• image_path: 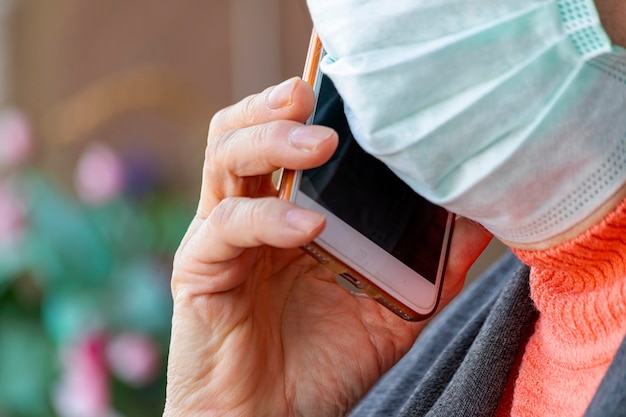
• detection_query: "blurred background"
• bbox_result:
[0,2,505,416]
[0,1,313,416]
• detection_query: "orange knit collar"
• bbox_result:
[513,197,626,366]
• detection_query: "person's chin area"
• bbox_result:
[595,0,626,47]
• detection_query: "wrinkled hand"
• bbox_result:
[163,78,493,417]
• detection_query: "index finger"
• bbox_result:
[208,77,316,140]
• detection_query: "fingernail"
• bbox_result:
[267,77,298,110]
[285,208,325,233]
[289,126,334,152]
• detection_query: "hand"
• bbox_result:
[163,77,493,417]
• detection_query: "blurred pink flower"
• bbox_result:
[52,333,114,417]
[0,109,33,169]
[74,142,125,205]
[106,332,161,387]
[0,180,27,248]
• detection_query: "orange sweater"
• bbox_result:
[495,198,626,416]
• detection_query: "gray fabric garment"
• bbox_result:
[349,252,626,417]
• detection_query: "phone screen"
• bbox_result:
[299,74,450,284]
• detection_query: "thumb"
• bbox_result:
[439,217,493,307]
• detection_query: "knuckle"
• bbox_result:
[209,198,239,229]
[208,107,229,138]
[244,122,292,172]
[207,90,262,138]
[204,131,222,160]
[209,197,274,236]
[240,93,263,127]
[248,123,272,153]
[254,120,295,150]
[204,130,233,171]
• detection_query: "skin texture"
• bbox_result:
[596,0,626,47]
[163,78,492,416]
[163,4,626,415]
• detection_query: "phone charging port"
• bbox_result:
[339,272,364,289]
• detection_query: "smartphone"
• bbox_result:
[278,32,454,321]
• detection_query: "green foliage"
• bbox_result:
[0,169,192,417]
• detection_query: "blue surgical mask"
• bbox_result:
[307,0,626,244]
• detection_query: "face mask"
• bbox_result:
[307,0,626,244]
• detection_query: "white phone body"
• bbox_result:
[278,33,454,321]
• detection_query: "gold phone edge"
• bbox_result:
[278,29,454,322]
